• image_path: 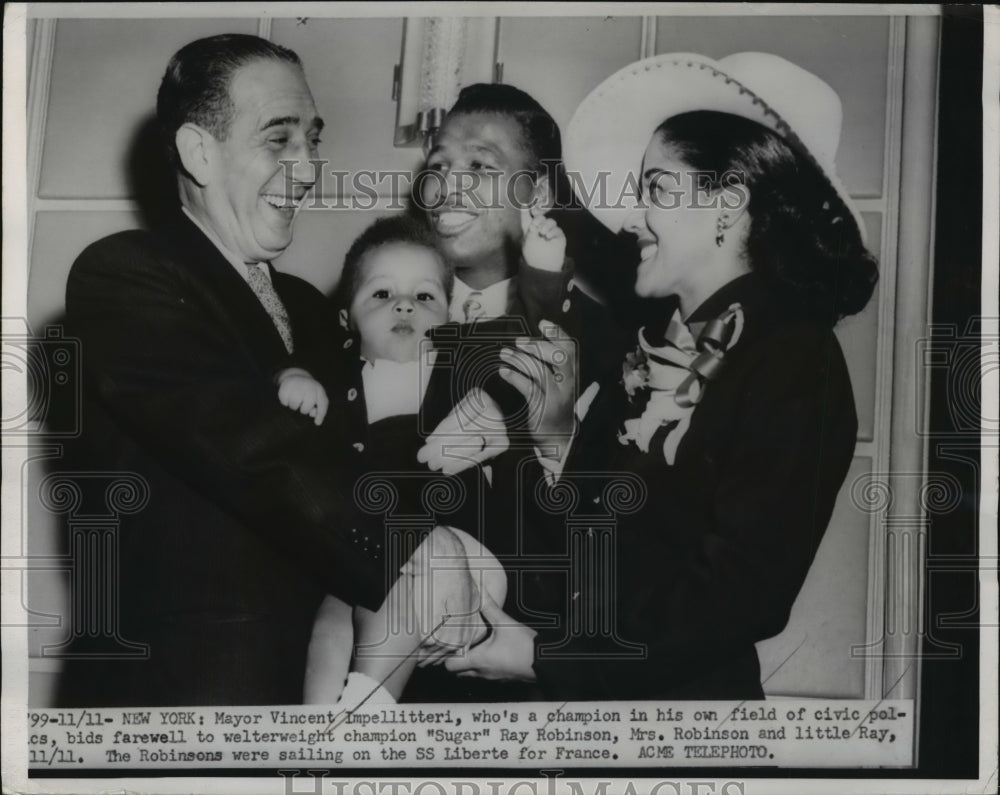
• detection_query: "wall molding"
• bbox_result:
[882,14,941,748]
[639,16,657,59]
[34,198,141,213]
[859,10,903,704]
[26,18,56,267]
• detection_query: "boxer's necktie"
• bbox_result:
[246,263,294,353]
[462,291,485,322]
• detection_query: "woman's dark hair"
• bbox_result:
[654,111,878,324]
[156,34,301,170]
[337,214,453,309]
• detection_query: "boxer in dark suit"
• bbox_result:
[57,34,477,707]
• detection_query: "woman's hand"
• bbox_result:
[403,526,487,663]
[417,388,510,475]
[443,593,537,681]
[498,320,578,457]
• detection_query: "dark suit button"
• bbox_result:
[351,528,358,534]
[562,298,571,313]
[347,388,358,401]
[343,338,353,349]
[353,442,365,452]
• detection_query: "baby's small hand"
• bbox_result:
[277,369,329,426]
[521,204,566,273]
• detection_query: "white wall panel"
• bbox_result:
[498,17,644,133]
[758,456,873,698]
[39,19,257,199]
[655,15,889,198]
[271,18,424,196]
[29,210,143,328]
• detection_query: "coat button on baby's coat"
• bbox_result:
[347,388,358,401]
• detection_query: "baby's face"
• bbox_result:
[348,243,450,363]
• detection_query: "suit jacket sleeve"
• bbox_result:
[515,259,573,333]
[66,232,392,610]
[517,258,630,388]
[531,327,858,696]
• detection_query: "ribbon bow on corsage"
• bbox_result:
[618,303,744,465]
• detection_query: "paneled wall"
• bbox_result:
[24,13,929,705]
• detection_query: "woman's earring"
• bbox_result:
[715,217,726,248]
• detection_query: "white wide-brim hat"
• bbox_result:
[564,51,866,245]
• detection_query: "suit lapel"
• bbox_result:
[157,214,292,367]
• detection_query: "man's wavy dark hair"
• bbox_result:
[447,83,567,201]
[156,34,300,171]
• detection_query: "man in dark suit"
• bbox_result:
[57,34,477,707]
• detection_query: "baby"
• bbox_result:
[275,216,489,705]
[276,211,566,704]
[276,217,449,427]
[276,205,567,426]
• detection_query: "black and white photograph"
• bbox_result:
[1,3,996,794]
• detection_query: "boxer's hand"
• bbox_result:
[417,388,509,475]
[498,320,577,455]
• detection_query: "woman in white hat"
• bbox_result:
[444,52,878,700]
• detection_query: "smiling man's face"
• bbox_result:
[201,58,322,263]
[420,112,538,284]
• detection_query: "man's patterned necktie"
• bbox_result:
[462,291,485,322]
[246,263,294,353]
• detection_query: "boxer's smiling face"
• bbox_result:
[420,112,538,282]
[201,58,322,263]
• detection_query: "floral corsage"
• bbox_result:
[617,304,743,465]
